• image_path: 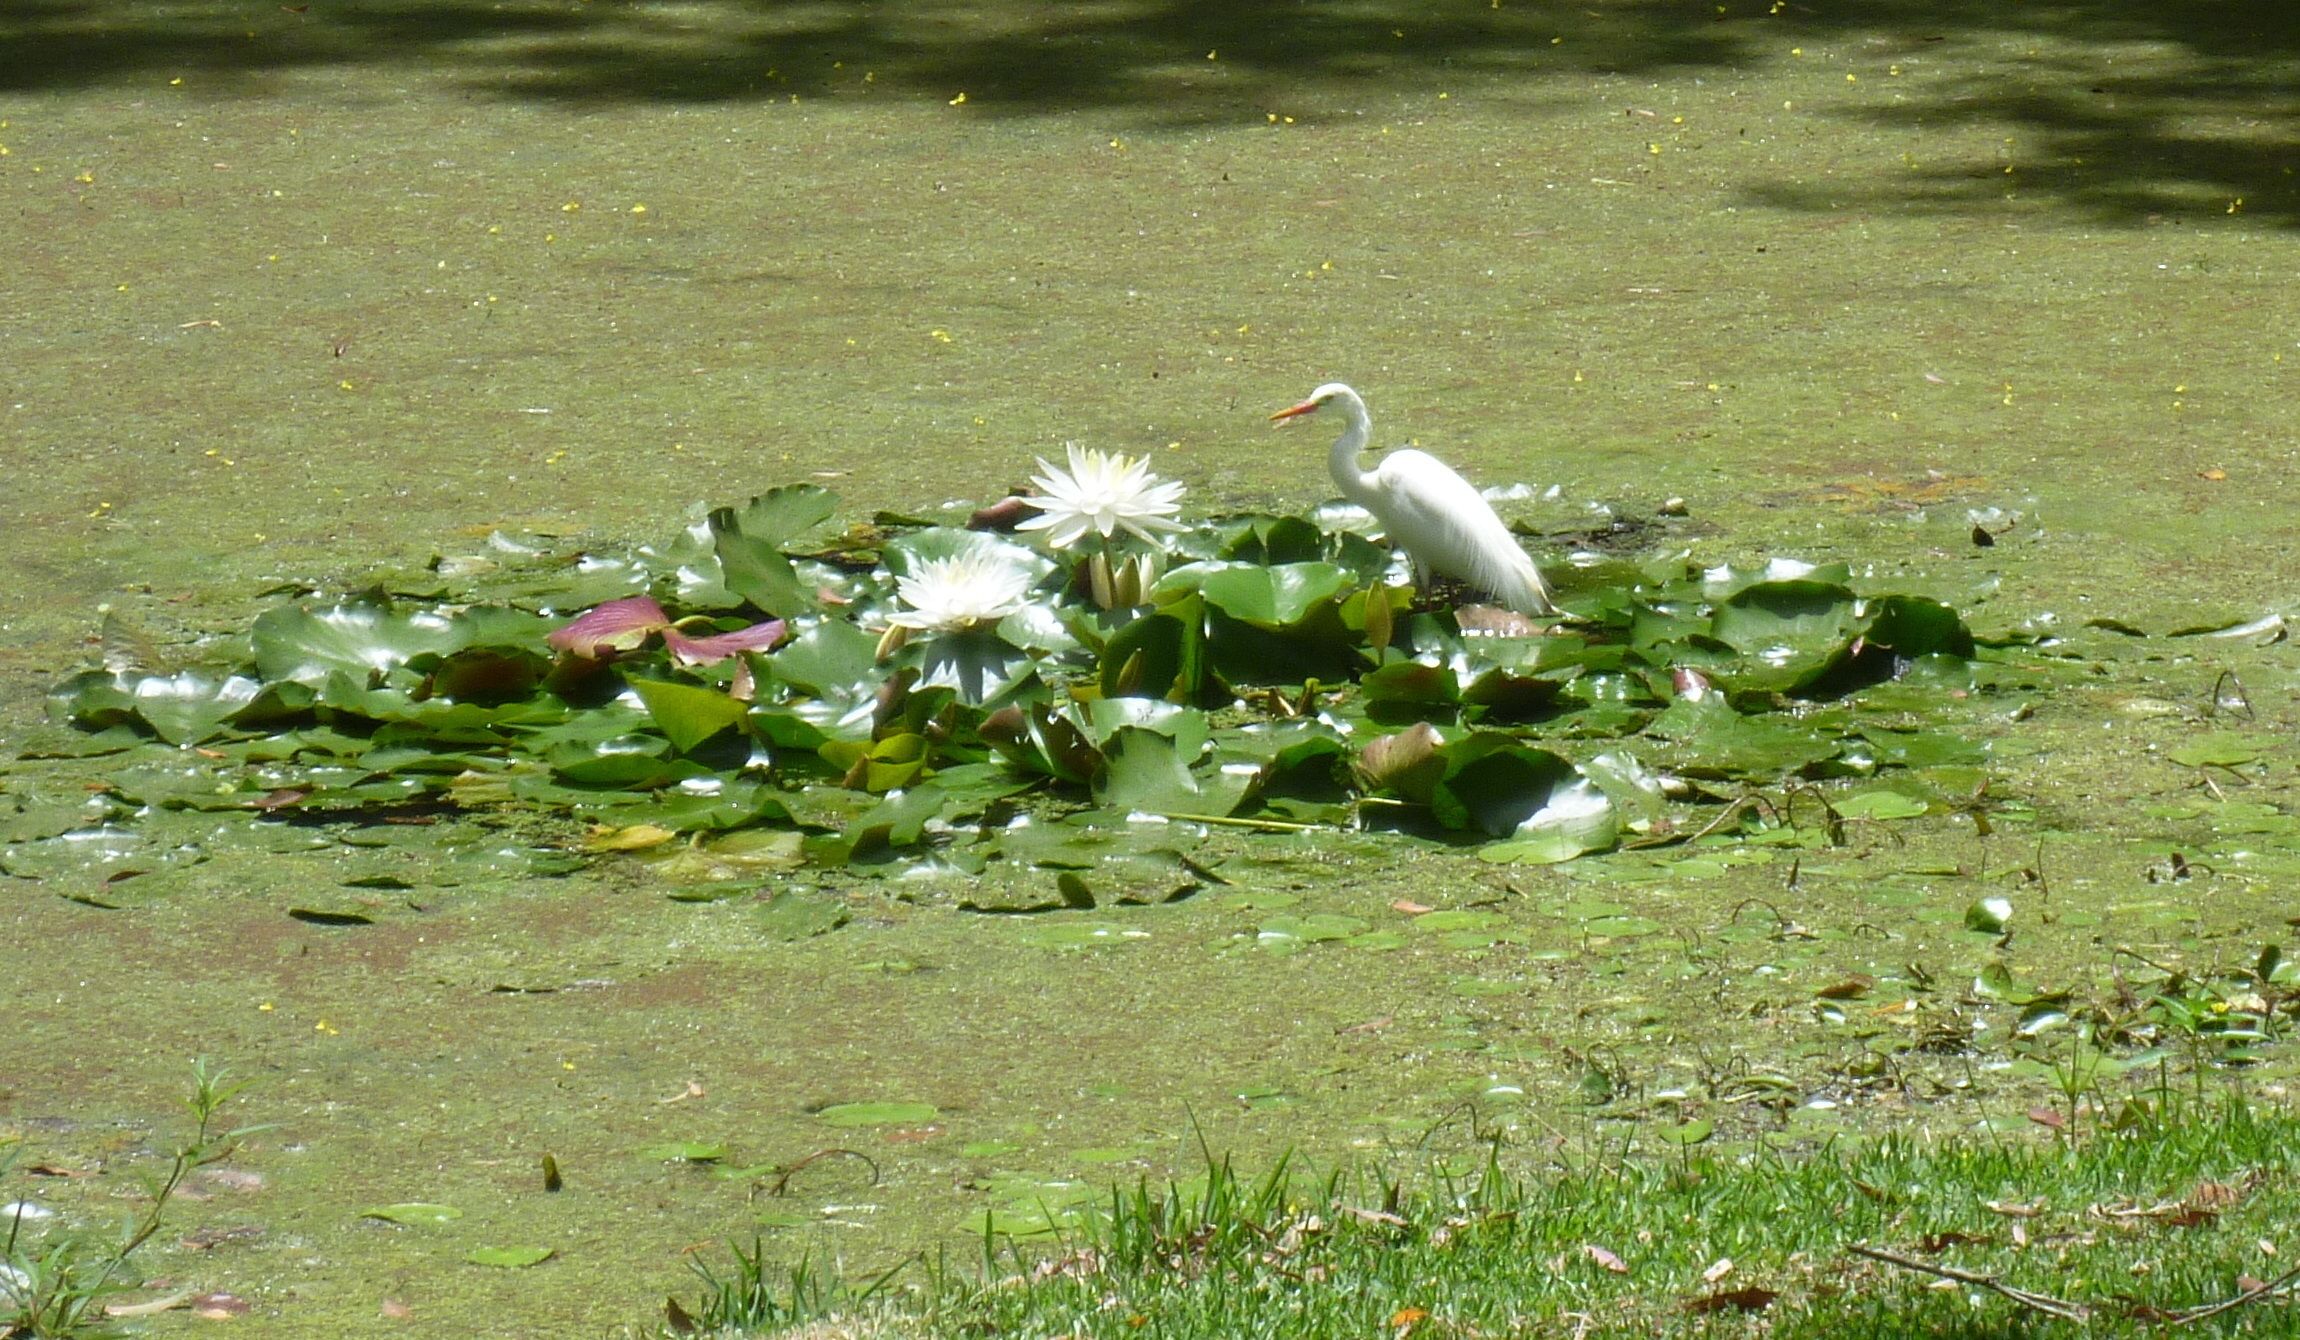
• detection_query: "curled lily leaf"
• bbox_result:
[548,596,670,657]
[549,597,786,669]
[661,619,788,667]
[1356,722,1446,801]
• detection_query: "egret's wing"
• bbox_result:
[1369,450,1553,614]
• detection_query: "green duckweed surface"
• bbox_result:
[4,4,2300,1335]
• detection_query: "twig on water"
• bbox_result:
[1848,1244,2089,1323]
[2165,1259,2300,1327]
[1158,812,1322,832]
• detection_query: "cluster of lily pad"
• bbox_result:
[44,447,1995,881]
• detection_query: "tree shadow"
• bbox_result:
[1751,0,2300,226]
[6,0,2298,225]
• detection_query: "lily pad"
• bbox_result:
[911,630,1037,706]
[256,600,546,685]
[1706,579,1862,692]
[1647,695,1842,778]
[287,906,377,926]
[1834,790,1931,821]
[640,1142,729,1163]
[466,1246,555,1268]
[1428,734,1586,839]
[1254,913,1371,952]
[1480,776,1620,864]
[1187,561,1351,628]
[1095,727,1239,817]
[627,677,751,754]
[709,485,837,614]
[1964,897,2014,933]
[1100,595,1211,703]
[2168,736,2262,769]
[753,890,850,941]
[359,1203,463,1228]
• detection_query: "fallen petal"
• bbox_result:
[191,1292,253,1318]
[1583,1243,1629,1274]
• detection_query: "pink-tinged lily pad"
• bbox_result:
[548,596,670,657]
[662,618,787,665]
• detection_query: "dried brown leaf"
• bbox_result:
[1685,1286,1778,1314]
[968,496,1037,531]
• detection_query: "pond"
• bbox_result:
[4,3,2299,1335]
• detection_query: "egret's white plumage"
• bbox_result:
[1270,382,1554,615]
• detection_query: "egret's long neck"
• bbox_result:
[1324,392,1377,505]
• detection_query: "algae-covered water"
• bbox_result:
[5,3,2300,1335]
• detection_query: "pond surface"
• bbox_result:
[4,3,2300,1335]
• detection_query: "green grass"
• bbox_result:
[671,1099,2300,1338]
[2,1063,266,1340]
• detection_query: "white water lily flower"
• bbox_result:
[1017,444,1187,548]
[887,550,1034,634]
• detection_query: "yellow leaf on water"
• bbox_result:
[586,823,677,852]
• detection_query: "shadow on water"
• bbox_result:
[1758,1,2300,228]
[8,0,2300,224]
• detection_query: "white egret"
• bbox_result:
[1270,382,1555,615]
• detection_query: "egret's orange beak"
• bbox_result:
[1269,400,1320,424]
